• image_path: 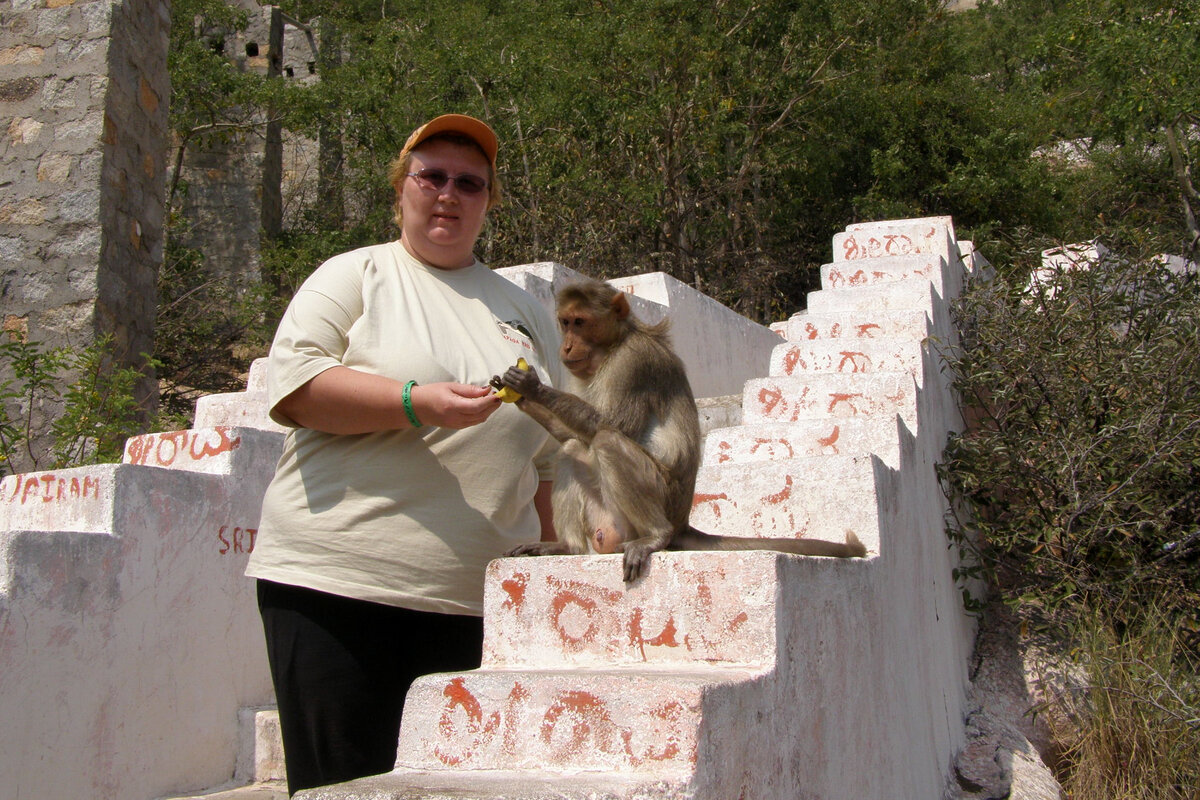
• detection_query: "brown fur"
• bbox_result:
[495,279,866,581]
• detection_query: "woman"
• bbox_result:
[245,114,561,795]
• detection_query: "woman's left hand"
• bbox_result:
[409,382,501,429]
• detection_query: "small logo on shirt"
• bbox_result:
[500,319,533,340]
[497,319,535,354]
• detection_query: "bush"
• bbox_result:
[941,243,1200,621]
[940,238,1200,797]
[0,335,160,475]
[156,239,273,422]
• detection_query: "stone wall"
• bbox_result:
[0,0,169,470]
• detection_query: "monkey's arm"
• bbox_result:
[496,365,606,445]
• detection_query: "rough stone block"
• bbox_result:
[236,706,286,785]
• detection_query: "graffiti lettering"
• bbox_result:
[2,472,102,504]
[749,437,795,460]
[782,347,805,375]
[817,425,841,452]
[828,392,865,415]
[856,323,882,338]
[217,525,257,555]
[837,351,871,372]
[125,427,241,468]
[841,233,917,260]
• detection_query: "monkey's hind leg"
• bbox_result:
[590,429,676,582]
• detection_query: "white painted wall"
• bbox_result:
[0,427,281,799]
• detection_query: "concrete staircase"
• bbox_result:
[0,215,986,800]
[289,216,988,800]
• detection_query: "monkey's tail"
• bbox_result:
[675,527,867,559]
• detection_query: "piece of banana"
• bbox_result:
[494,357,529,403]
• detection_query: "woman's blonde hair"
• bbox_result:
[387,132,502,229]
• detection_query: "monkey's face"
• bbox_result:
[557,303,612,381]
[559,331,606,380]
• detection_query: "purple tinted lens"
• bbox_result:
[414,169,487,194]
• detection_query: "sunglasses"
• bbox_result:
[406,168,489,195]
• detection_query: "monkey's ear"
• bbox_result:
[611,291,631,320]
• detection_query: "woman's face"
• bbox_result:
[398,139,492,270]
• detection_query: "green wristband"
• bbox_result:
[402,380,422,428]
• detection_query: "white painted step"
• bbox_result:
[819,253,947,293]
[395,666,762,775]
[769,336,924,377]
[294,768,691,800]
[834,216,958,264]
[805,279,940,314]
[702,417,902,468]
[691,455,883,554]
[779,308,931,343]
[481,551,792,669]
[740,372,918,428]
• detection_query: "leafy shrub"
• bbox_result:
[156,239,272,421]
[940,239,1200,797]
[940,244,1200,622]
[0,335,157,475]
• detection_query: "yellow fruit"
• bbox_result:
[495,357,529,403]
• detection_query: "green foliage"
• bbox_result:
[161,0,1200,331]
[254,0,984,320]
[0,336,154,475]
[940,242,1200,621]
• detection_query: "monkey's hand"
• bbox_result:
[489,358,529,402]
[618,537,669,583]
[494,362,544,403]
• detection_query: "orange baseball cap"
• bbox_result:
[401,113,498,168]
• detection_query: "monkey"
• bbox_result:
[492,278,866,583]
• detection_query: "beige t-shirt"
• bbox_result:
[245,241,562,616]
